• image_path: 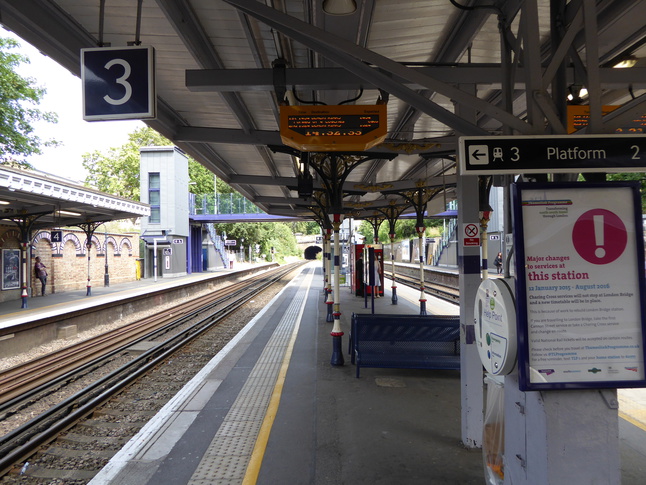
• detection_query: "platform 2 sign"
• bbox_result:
[512,182,646,391]
[81,46,156,121]
[458,134,646,175]
[280,105,387,152]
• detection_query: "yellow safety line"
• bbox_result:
[619,410,646,433]
[241,270,312,485]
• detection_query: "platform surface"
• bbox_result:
[5,261,645,484]
[0,263,257,329]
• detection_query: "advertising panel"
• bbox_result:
[2,249,20,290]
[512,182,646,390]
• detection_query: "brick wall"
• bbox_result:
[0,227,139,303]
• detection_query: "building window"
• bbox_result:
[149,173,160,223]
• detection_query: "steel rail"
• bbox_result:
[0,269,273,409]
[0,262,305,476]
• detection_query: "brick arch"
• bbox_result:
[87,234,101,252]
[32,230,57,255]
[119,238,133,256]
[63,233,83,255]
[105,236,119,255]
[0,229,21,247]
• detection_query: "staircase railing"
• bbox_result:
[206,222,229,268]
[189,193,264,215]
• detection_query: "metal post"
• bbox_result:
[480,211,490,279]
[20,242,28,308]
[330,213,344,366]
[86,241,92,296]
[104,228,110,287]
[390,233,398,304]
[325,229,334,322]
[153,238,158,282]
[416,225,427,315]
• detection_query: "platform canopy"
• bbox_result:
[0,166,150,230]
[1,1,644,221]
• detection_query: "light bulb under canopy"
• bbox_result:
[323,0,357,15]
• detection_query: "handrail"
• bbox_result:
[189,193,264,216]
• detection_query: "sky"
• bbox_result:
[3,27,144,182]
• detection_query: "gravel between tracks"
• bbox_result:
[0,269,287,440]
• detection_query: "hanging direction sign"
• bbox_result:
[81,46,156,121]
[458,134,646,175]
[280,105,387,151]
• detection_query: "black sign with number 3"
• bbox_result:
[81,46,156,121]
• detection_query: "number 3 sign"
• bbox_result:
[81,46,156,121]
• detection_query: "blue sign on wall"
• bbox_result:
[81,46,156,121]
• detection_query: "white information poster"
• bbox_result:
[513,182,646,390]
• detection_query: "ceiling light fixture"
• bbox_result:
[614,57,637,68]
[323,0,357,15]
[0,200,10,205]
[57,210,82,217]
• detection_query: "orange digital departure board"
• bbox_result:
[280,105,387,151]
[567,105,645,133]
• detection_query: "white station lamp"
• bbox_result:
[323,0,357,15]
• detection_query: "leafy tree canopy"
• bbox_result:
[0,37,59,168]
[289,220,321,235]
[606,172,646,211]
[83,126,226,200]
[217,221,301,263]
[357,217,444,244]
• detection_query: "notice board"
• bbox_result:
[512,182,646,391]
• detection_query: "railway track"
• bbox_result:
[385,267,460,304]
[0,261,306,483]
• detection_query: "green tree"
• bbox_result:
[83,126,223,199]
[217,222,301,262]
[357,217,444,244]
[0,37,59,168]
[290,220,321,235]
[606,172,646,211]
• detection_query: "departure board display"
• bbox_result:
[567,105,646,134]
[280,105,387,151]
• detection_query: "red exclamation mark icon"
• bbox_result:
[593,214,605,258]
[573,209,626,265]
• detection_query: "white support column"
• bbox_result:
[503,374,620,484]
[458,174,484,448]
[330,213,344,365]
[325,229,334,322]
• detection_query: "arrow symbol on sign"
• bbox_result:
[471,149,485,161]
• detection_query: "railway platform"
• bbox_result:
[86,261,483,485]
[0,263,266,329]
[2,261,645,484]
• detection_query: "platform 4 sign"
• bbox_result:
[458,134,646,175]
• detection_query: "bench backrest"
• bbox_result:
[352,313,460,344]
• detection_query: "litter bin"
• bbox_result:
[483,375,504,485]
[135,258,143,280]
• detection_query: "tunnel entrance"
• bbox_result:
[304,246,322,260]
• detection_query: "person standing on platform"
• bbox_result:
[373,257,382,298]
[34,256,48,296]
[494,252,503,275]
[356,257,364,296]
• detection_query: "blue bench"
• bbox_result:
[350,313,461,378]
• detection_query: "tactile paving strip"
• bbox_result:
[188,278,308,484]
